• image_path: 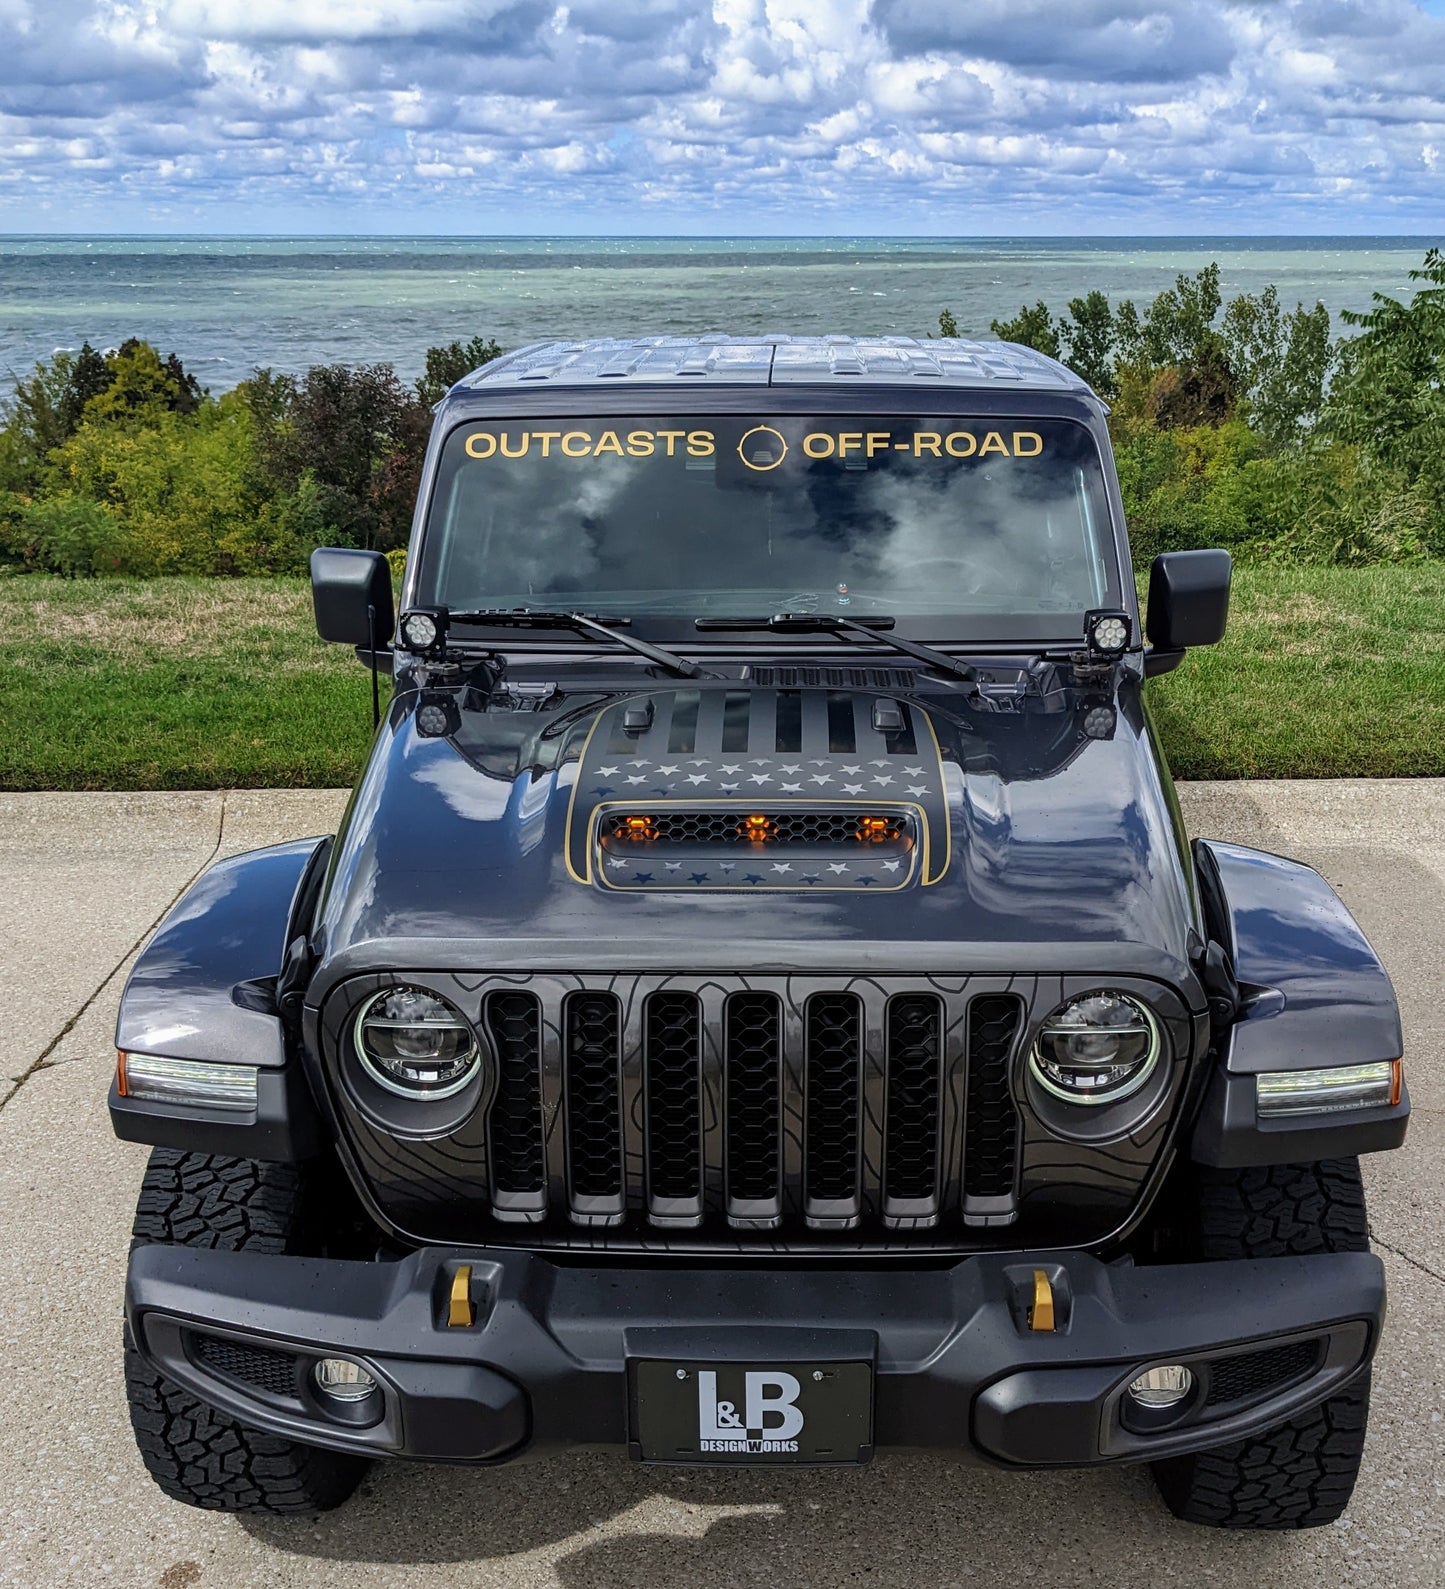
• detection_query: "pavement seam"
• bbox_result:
[0,792,231,1114]
[1371,1231,1445,1289]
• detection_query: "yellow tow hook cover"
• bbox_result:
[1028,1269,1055,1333]
[448,1264,475,1328]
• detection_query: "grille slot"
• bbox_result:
[484,991,546,1215]
[724,992,783,1222]
[884,995,944,1223]
[1205,1339,1322,1407]
[564,992,624,1218]
[192,1334,299,1398]
[963,995,1023,1220]
[645,992,703,1220]
[804,993,864,1225]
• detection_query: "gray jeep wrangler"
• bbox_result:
[113,335,1407,1526]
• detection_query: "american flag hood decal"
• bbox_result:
[564,686,951,891]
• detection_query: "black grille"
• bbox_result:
[484,991,545,1203]
[725,993,783,1216]
[1206,1339,1322,1407]
[884,995,943,1212]
[645,993,703,1212]
[805,994,864,1219]
[964,996,1023,1204]
[602,810,910,847]
[564,993,624,1210]
[192,1334,298,1398]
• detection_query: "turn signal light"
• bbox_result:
[1256,1059,1402,1118]
[621,816,657,841]
[743,815,774,842]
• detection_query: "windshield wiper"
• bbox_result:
[695,613,976,682]
[449,609,708,680]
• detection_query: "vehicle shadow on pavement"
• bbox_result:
[238,1449,1297,1580]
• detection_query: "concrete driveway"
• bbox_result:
[0,783,1440,1589]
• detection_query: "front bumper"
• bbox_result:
[126,1245,1383,1470]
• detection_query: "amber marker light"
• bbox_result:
[116,1050,128,1097]
[743,815,774,842]
[858,816,891,843]
[620,816,657,841]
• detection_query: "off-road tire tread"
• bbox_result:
[125,1149,367,1515]
[1151,1157,1372,1530]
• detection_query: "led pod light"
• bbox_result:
[398,607,449,656]
[1085,608,1131,657]
[354,985,480,1099]
[1030,991,1162,1106]
[1256,1060,1402,1118]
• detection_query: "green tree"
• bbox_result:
[416,335,505,407]
[253,362,430,552]
[1222,288,1332,449]
[1328,248,1445,501]
[1061,291,1116,396]
[82,339,203,427]
[990,301,1061,359]
[936,308,960,339]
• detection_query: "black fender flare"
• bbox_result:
[1189,839,1408,1167]
[110,838,331,1161]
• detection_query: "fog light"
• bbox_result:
[1256,1060,1401,1118]
[1128,1364,1194,1409]
[314,1358,377,1404]
[116,1052,258,1113]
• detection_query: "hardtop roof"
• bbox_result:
[451,334,1091,395]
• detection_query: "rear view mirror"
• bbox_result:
[311,548,395,649]
[1146,549,1231,652]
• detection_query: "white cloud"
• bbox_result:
[0,0,1441,227]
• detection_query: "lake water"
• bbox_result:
[0,234,1435,388]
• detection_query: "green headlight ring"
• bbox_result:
[1028,990,1163,1107]
[353,986,480,1100]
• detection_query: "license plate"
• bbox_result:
[631,1359,874,1465]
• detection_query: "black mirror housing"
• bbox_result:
[1146,549,1231,652]
[311,548,396,648]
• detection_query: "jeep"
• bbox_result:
[112,335,1409,1527]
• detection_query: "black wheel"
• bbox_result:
[1150,1157,1373,1529]
[125,1149,370,1515]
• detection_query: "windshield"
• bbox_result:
[417,415,1121,635]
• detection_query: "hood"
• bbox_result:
[311,673,1201,997]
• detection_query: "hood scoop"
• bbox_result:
[566,686,951,892]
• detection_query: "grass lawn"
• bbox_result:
[1,566,1443,789]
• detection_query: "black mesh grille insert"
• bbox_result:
[884,995,943,1205]
[725,993,782,1208]
[484,991,545,1197]
[602,810,910,847]
[1206,1339,1322,1407]
[645,993,703,1204]
[805,993,863,1209]
[564,992,624,1203]
[964,996,1023,1201]
[193,1334,298,1398]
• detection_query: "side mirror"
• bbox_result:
[310,547,395,649]
[1146,549,1231,652]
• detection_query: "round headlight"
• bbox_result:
[354,986,478,1098]
[1030,991,1161,1105]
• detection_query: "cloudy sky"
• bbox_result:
[1,0,1443,233]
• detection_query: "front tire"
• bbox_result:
[124,1149,369,1515]
[1150,1158,1373,1529]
